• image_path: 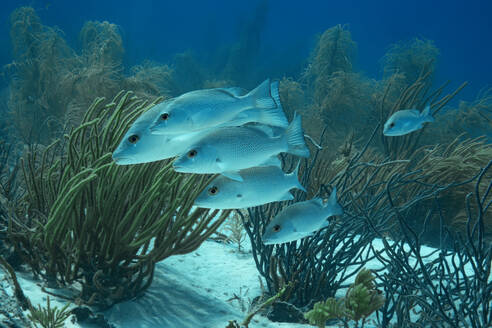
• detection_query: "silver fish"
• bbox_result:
[383,105,434,136]
[262,187,343,245]
[112,101,209,165]
[194,164,306,209]
[149,79,288,135]
[172,113,310,181]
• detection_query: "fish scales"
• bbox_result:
[194,165,305,209]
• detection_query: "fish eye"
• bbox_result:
[160,113,170,121]
[187,149,198,158]
[128,134,139,144]
[389,122,395,128]
[236,194,242,198]
[208,186,219,196]
[273,224,281,232]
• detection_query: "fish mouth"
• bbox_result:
[261,235,274,245]
[383,130,398,137]
[172,164,187,172]
[112,154,134,165]
[193,200,210,209]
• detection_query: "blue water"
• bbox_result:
[1,0,491,100]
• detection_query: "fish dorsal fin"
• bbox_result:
[420,105,435,122]
[217,87,248,97]
[211,88,240,98]
[325,187,343,216]
[312,197,324,206]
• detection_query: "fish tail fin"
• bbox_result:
[285,113,310,158]
[325,187,343,216]
[270,80,282,108]
[421,105,435,123]
[288,160,307,192]
[254,80,288,127]
[247,79,277,109]
[256,107,289,128]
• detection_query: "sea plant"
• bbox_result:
[301,25,374,141]
[436,87,492,140]
[223,211,247,253]
[382,38,439,86]
[304,268,385,328]
[239,134,383,312]
[303,24,356,104]
[278,77,305,120]
[226,282,293,328]
[242,113,490,319]
[367,160,492,327]
[6,7,175,145]
[7,6,76,143]
[9,91,230,308]
[28,296,71,328]
[0,140,23,263]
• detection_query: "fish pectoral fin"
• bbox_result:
[222,112,255,127]
[215,158,227,171]
[279,192,294,201]
[244,122,276,136]
[221,171,243,182]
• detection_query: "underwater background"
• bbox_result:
[1,0,491,98]
[0,0,491,327]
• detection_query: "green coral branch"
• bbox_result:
[28,296,71,328]
[12,91,231,308]
[304,268,385,328]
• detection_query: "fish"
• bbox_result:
[112,100,209,165]
[262,187,343,245]
[194,163,307,209]
[149,79,288,135]
[383,105,434,136]
[172,113,310,181]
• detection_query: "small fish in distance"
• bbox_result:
[262,187,343,245]
[112,100,209,165]
[383,105,434,136]
[194,163,306,209]
[150,79,288,135]
[172,113,310,181]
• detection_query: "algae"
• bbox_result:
[382,38,439,87]
[6,7,176,145]
[304,268,385,328]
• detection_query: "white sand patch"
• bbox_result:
[2,236,482,327]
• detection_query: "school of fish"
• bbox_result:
[113,79,345,244]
